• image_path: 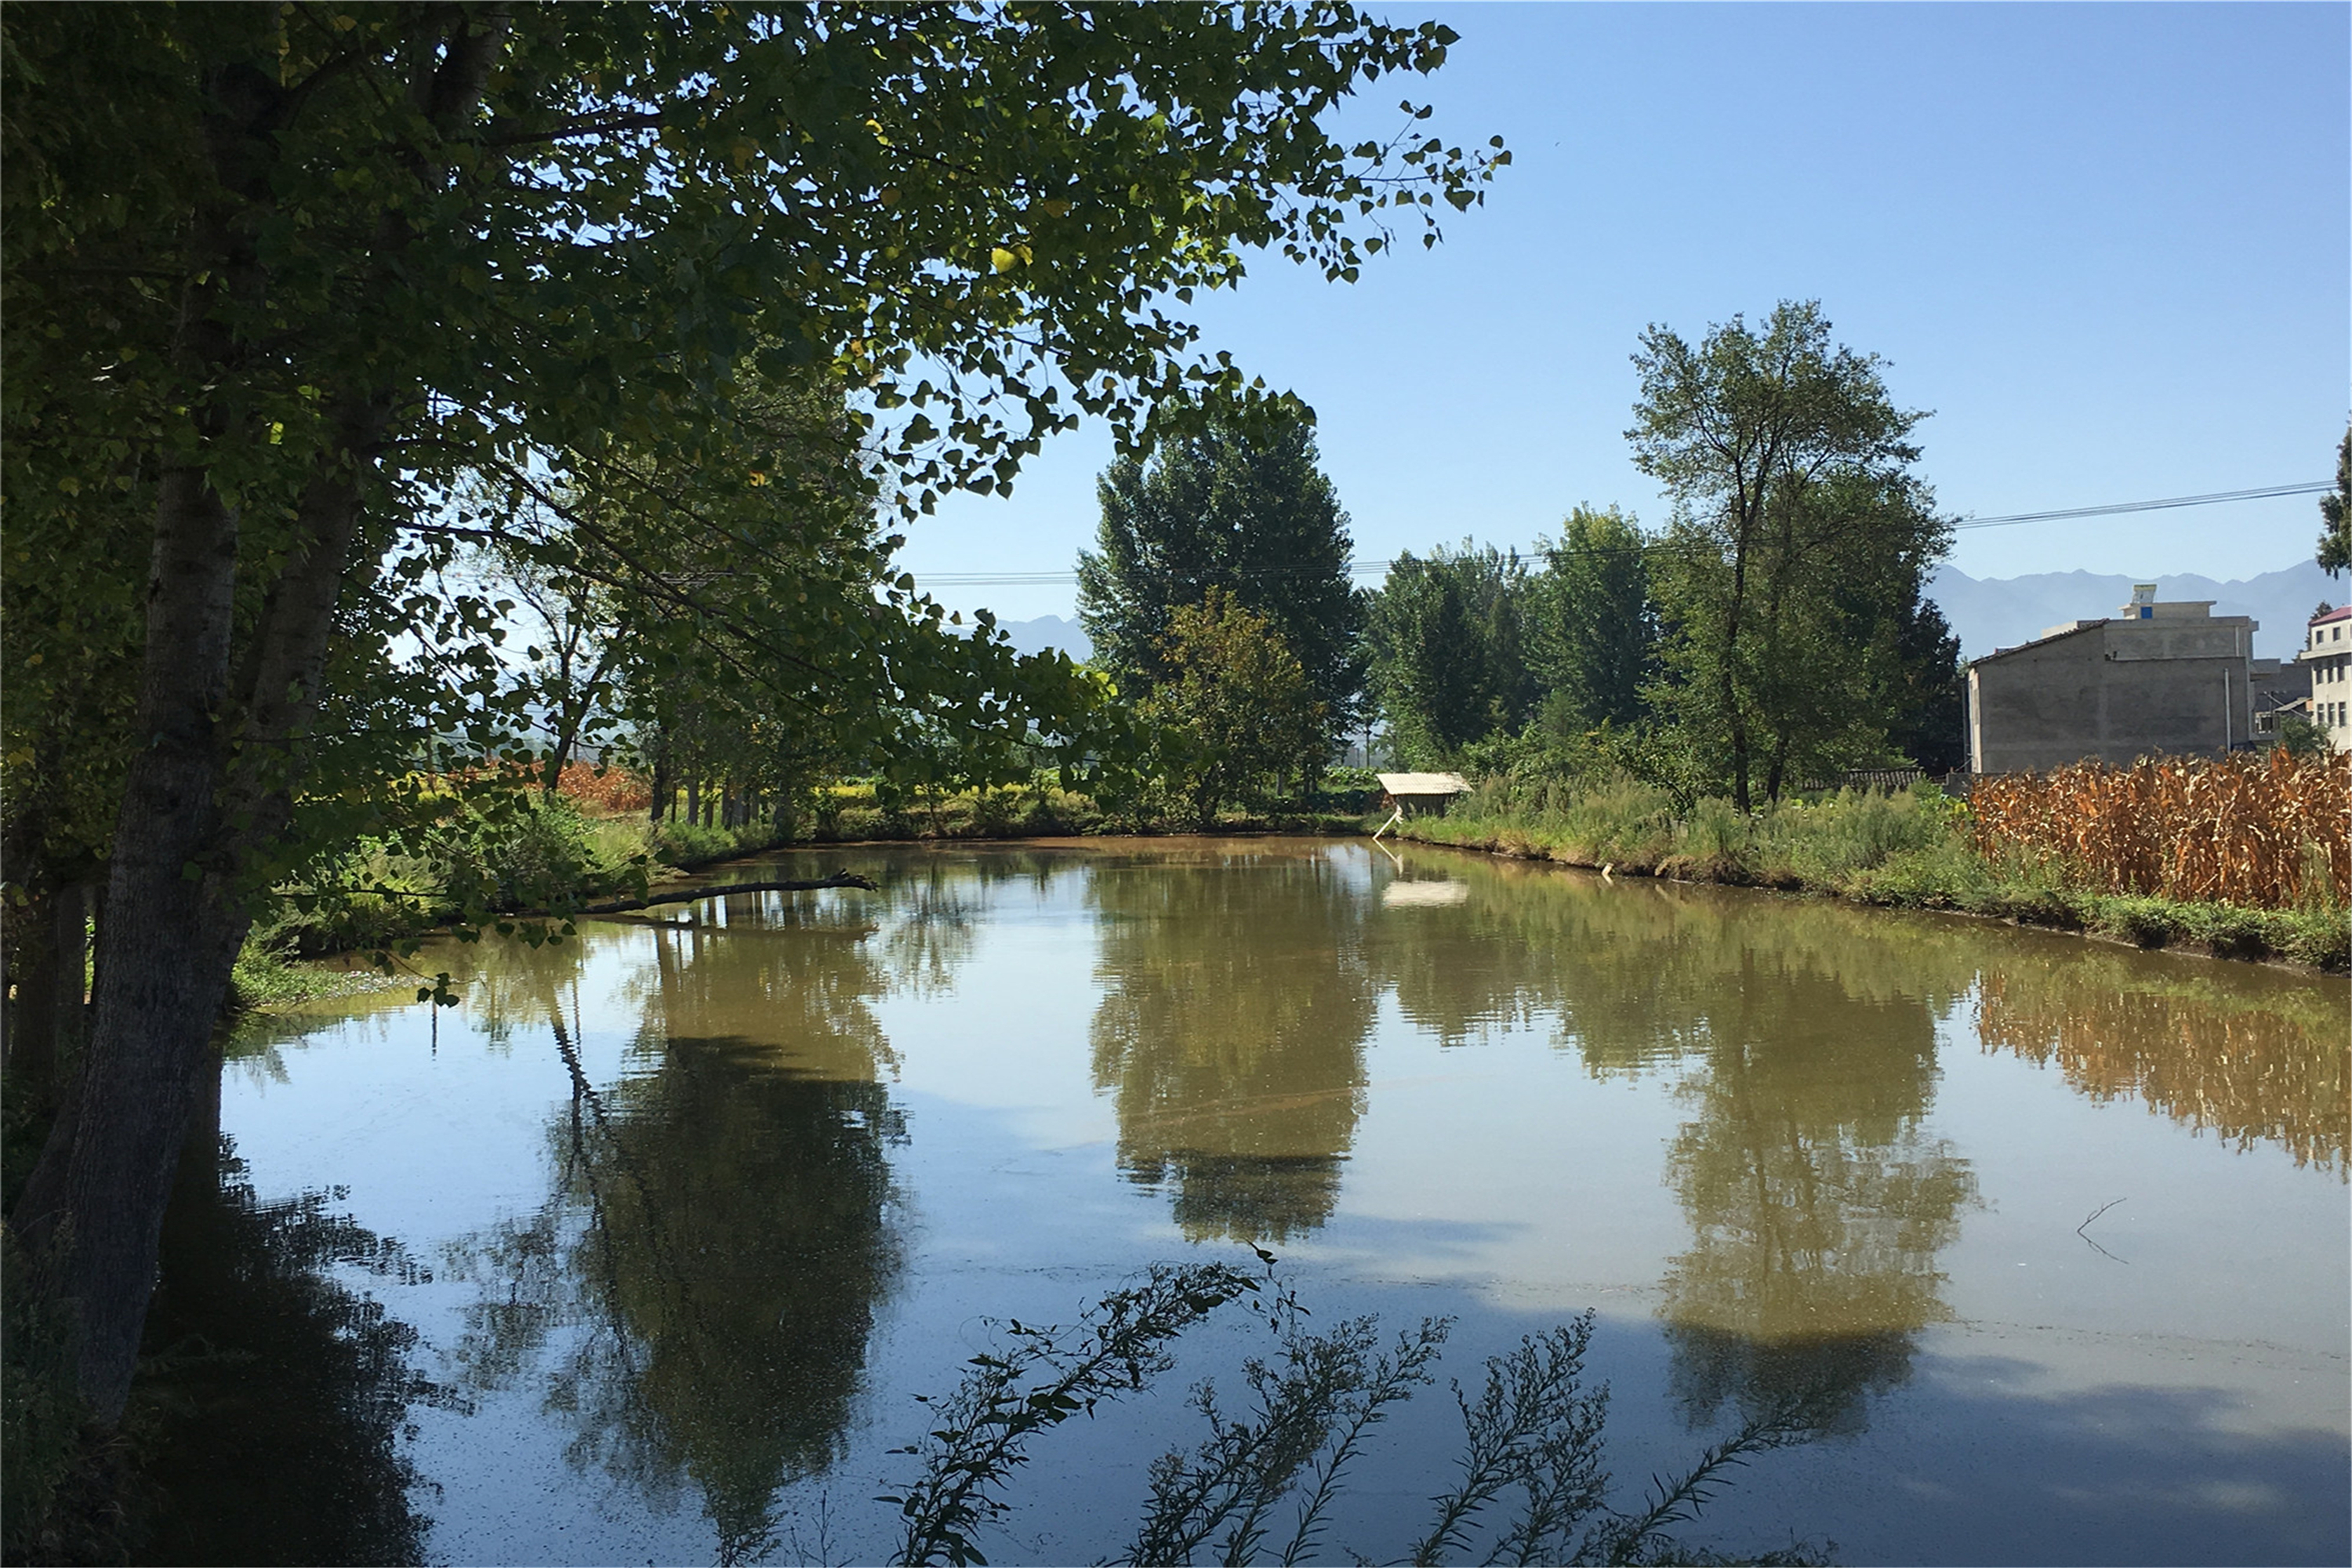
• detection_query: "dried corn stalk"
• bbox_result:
[1972,750,2352,909]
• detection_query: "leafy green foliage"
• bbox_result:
[1528,506,1657,736]
[1367,543,1537,763]
[1,4,1504,1417]
[1141,591,1329,828]
[1078,404,1367,741]
[2274,713,2331,758]
[1630,301,1943,808]
[0,0,1504,960]
[1877,590,1966,776]
[2319,423,2350,577]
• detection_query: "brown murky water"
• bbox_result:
[181,839,2348,1565]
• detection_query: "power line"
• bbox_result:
[1949,480,2333,532]
[907,480,2334,586]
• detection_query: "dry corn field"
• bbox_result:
[1972,750,2352,909]
[556,759,652,815]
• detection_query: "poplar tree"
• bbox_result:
[1630,303,1932,808]
[1076,405,1367,740]
[1366,545,1535,762]
[1527,505,1656,734]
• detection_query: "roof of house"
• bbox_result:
[1973,604,2259,667]
[1377,771,1472,797]
[1969,619,2107,666]
[2311,604,2351,626]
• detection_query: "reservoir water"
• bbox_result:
[166,839,2349,1565]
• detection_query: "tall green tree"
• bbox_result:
[1655,469,1954,799]
[1366,544,1534,763]
[2319,423,2350,577]
[1,3,1502,1421]
[1875,583,1966,775]
[1630,303,1933,808]
[1076,405,1366,742]
[1142,590,1327,828]
[1526,505,1656,735]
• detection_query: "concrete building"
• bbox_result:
[1965,585,2257,773]
[2296,604,2352,752]
[2247,654,2313,739]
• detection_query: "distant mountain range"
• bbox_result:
[990,612,1094,660]
[982,563,2344,669]
[1926,561,2341,661]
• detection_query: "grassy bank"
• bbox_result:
[230,776,1377,1005]
[227,799,800,1007]
[1382,779,2350,971]
[804,777,1373,842]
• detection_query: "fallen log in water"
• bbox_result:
[574,871,877,916]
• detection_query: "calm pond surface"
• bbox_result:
[171,839,2348,1565]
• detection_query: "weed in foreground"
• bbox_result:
[872,1257,1831,1567]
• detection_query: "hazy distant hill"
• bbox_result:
[1927,561,2342,661]
[989,613,1093,661]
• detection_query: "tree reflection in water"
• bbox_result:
[1976,954,2348,1176]
[1367,855,1984,1438]
[1087,848,1377,1243]
[140,1071,459,1566]
[447,895,906,1563]
[1650,962,1977,1436]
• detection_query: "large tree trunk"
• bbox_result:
[1764,738,1792,805]
[9,885,95,1097]
[9,9,508,1425]
[1722,559,1752,815]
[12,462,255,1423]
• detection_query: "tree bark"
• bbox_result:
[5,891,58,1090]
[12,459,256,1423]
[9,9,511,1425]
[1722,514,1754,815]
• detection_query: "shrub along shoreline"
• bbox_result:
[237,767,2347,1011]
[230,781,1377,1007]
[1377,779,2349,973]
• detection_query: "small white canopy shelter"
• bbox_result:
[1372,771,1472,837]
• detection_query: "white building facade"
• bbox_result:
[2297,604,2352,752]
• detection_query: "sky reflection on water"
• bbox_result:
[195,838,2348,1566]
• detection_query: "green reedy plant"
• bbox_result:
[1588,1403,1836,1568]
[882,1266,1829,1567]
[883,1261,1261,1567]
[1386,775,2343,969]
[1409,1318,1608,1566]
[1126,1315,1448,1567]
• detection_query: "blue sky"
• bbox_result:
[906,2,2350,622]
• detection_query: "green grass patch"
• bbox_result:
[1387,779,2349,971]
